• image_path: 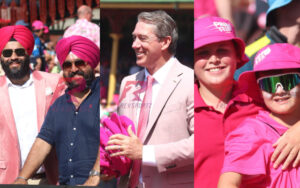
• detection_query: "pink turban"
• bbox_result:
[56,35,100,69]
[0,25,34,56]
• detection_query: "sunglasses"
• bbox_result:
[33,29,42,33]
[257,73,300,93]
[62,60,87,70]
[2,48,26,58]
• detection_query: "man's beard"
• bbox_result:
[64,69,95,93]
[1,56,30,80]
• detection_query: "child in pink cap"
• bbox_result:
[218,43,300,188]
[194,16,264,188]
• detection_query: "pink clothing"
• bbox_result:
[194,81,263,188]
[63,19,100,48]
[222,110,300,188]
[0,71,64,184]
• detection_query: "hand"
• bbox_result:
[271,123,300,170]
[101,174,115,181]
[80,175,100,186]
[106,125,143,160]
[13,178,28,185]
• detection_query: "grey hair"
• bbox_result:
[137,10,178,55]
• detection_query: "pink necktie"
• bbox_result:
[129,75,154,188]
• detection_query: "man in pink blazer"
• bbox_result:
[0,25,62,184]
[106,10,194,188]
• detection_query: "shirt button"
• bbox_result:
[69,158,72,162]
[70,143,74,146]
[70,175,74,178]
[73,127,76,131]
[75,111,78,115]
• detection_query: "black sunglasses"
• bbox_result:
[33,29,42,33]
[2,48,26,58]
[62,60,87,70]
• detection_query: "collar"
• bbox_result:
[256,110,288,136]
[7,73,33,89]
[266,26,288,43]
[194,81,254,109]
[76,18,89,24]
[144,56,175,84]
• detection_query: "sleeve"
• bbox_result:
[32,37,43,57]
[142,145,156,166]
[154,76,194,173]
[37,104,56,146]
[222,118,269,176]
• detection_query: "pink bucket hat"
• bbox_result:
[239,43,300,101]
[194,16,249,68]
[32,20,44,30]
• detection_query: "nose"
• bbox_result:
[132,38,140,49]
[274,82,285,93]
[71,62,79,72]
[208,54,220,64]
[10,50,18,60]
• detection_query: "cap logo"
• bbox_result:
[213,22,232,33]
[254,47,271,66]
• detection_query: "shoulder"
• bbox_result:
[226,117,267,144]
[33,71,63,91]
[245,34,271,59]
[174,59,193,78]
[33,71,61,81]
[121,70,143,83]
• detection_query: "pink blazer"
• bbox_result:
[0,71,64,184]
[117,59,194,188]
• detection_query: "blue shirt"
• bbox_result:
[38,77,100,185]
[32,34,44,58]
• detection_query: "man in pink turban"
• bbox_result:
[15,35,101,186]
[0,25,61,184]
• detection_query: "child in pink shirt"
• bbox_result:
[218,43,300,188]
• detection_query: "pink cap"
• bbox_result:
[43,25,49,34]
[32,20,44,30]
[194,16,249,68]
[239,43,300,101]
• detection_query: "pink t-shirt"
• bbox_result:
[222,110,300,188]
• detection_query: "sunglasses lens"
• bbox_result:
[2,48,26,57]
[62,61,72,69]
[63,60,86,70]
[75,60,85,67]
[258,74,300,93]
[15,49,26,56]
[2,49,13,57]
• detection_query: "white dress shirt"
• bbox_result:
[135,57,175,167]
[7,75,44,173]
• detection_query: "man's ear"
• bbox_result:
[160,36,172,51]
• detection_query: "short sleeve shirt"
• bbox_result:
[194,81,263,188]
[38,78,100,185]
[222,110,300,188]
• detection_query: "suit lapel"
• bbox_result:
[0,76,18,144]
[32,71,46,130]
[142,60,183,143]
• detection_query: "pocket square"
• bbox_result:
[45,87,53,96]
